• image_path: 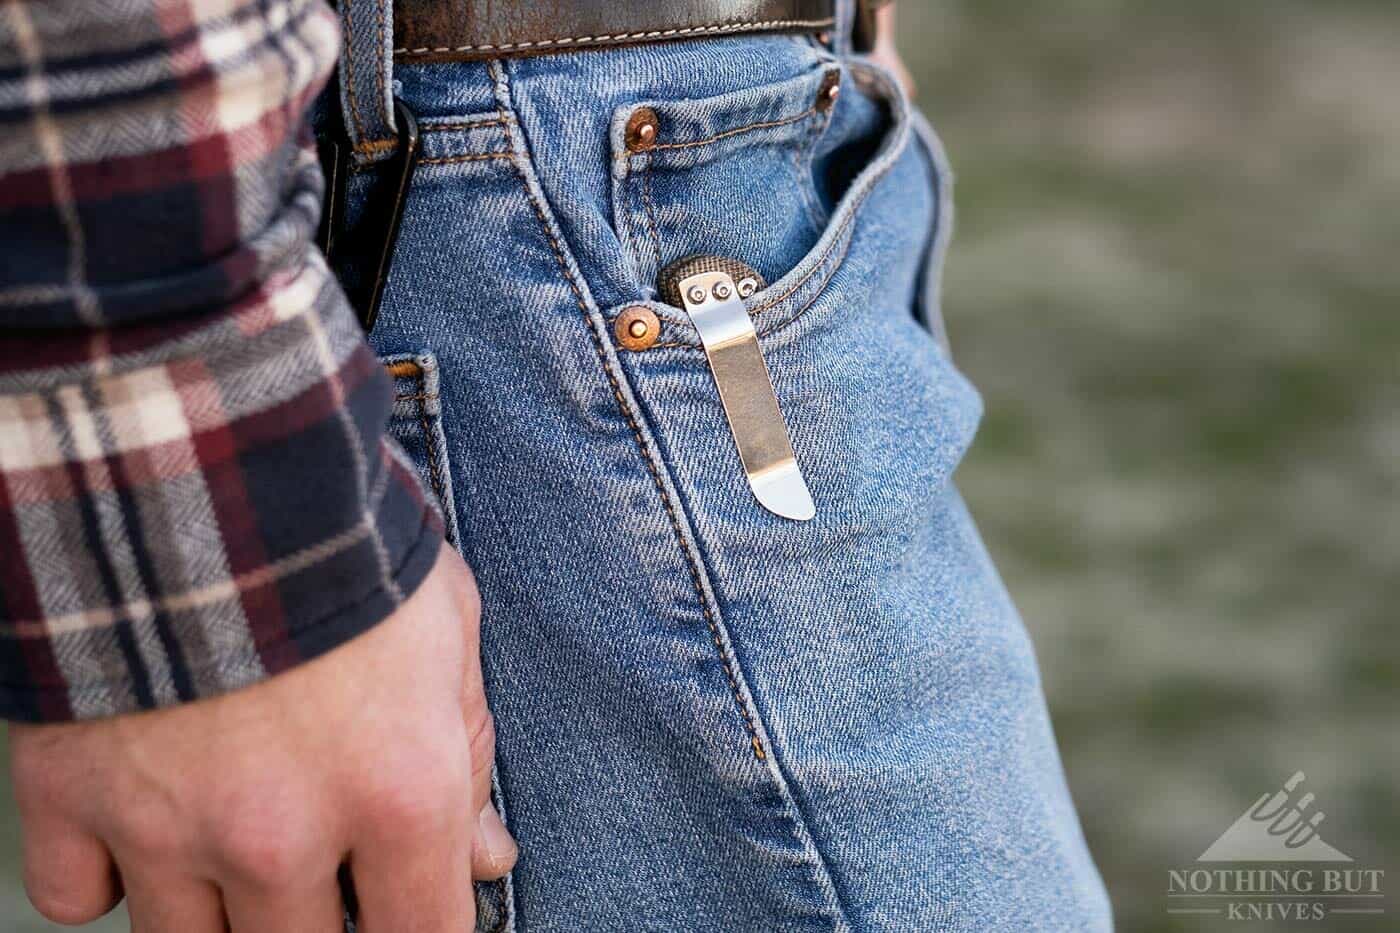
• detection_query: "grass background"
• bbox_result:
[1,2,1396,930]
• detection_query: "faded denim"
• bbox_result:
[337,31,1112,933]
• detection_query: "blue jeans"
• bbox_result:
[339,27,1111,933]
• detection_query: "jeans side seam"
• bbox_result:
[489,62,857,933]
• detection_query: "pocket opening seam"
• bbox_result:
[637,103,827,154]
[647,221,854,350]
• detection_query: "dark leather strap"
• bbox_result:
[393,0,841,62]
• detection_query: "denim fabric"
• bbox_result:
[336,0,399,160]
[340,33,1111,933]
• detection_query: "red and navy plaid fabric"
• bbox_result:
[0,0,441,721]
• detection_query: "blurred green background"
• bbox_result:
[2,2,1396,930]
[899,1,1399,931]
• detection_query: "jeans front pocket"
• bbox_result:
[609,63,839,295]
[606,56,980,507]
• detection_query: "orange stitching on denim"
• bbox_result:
[638,96,903,353]
[500,98,769,763]
[353,137,399,155]
[372,0,394,149]
[373,0,388,132]
[747,62,906,320]
[342,0,396,154]
[624,64,920,354]
[758,233,858,341]
[396,365,451,542]
[760,232,846,313]
[420,118,511,132]
[340,3,367,142]
[419,151,514,165]
[646,105,819,152]
[749,205,856,315]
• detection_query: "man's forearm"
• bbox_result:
[0,0,438,721]
[3,6,515,926]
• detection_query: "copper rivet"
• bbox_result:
[615,305,660,351]
[816,31,831,45]
[626,107,660,152]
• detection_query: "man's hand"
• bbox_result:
[6,543,515,931]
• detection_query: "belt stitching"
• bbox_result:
[393,17,835,56]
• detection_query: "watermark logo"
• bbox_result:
[1167,772,1385,922]
[1199,770,1351,862]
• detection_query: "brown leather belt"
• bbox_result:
[392,0,886,63]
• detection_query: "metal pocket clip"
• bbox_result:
[678,270,816,522]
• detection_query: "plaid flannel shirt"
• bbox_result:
[0,0,442,721]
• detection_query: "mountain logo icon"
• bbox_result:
[1199,771,1352,862]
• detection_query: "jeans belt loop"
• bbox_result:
[322,0,420,333]
[337,0,399,166]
